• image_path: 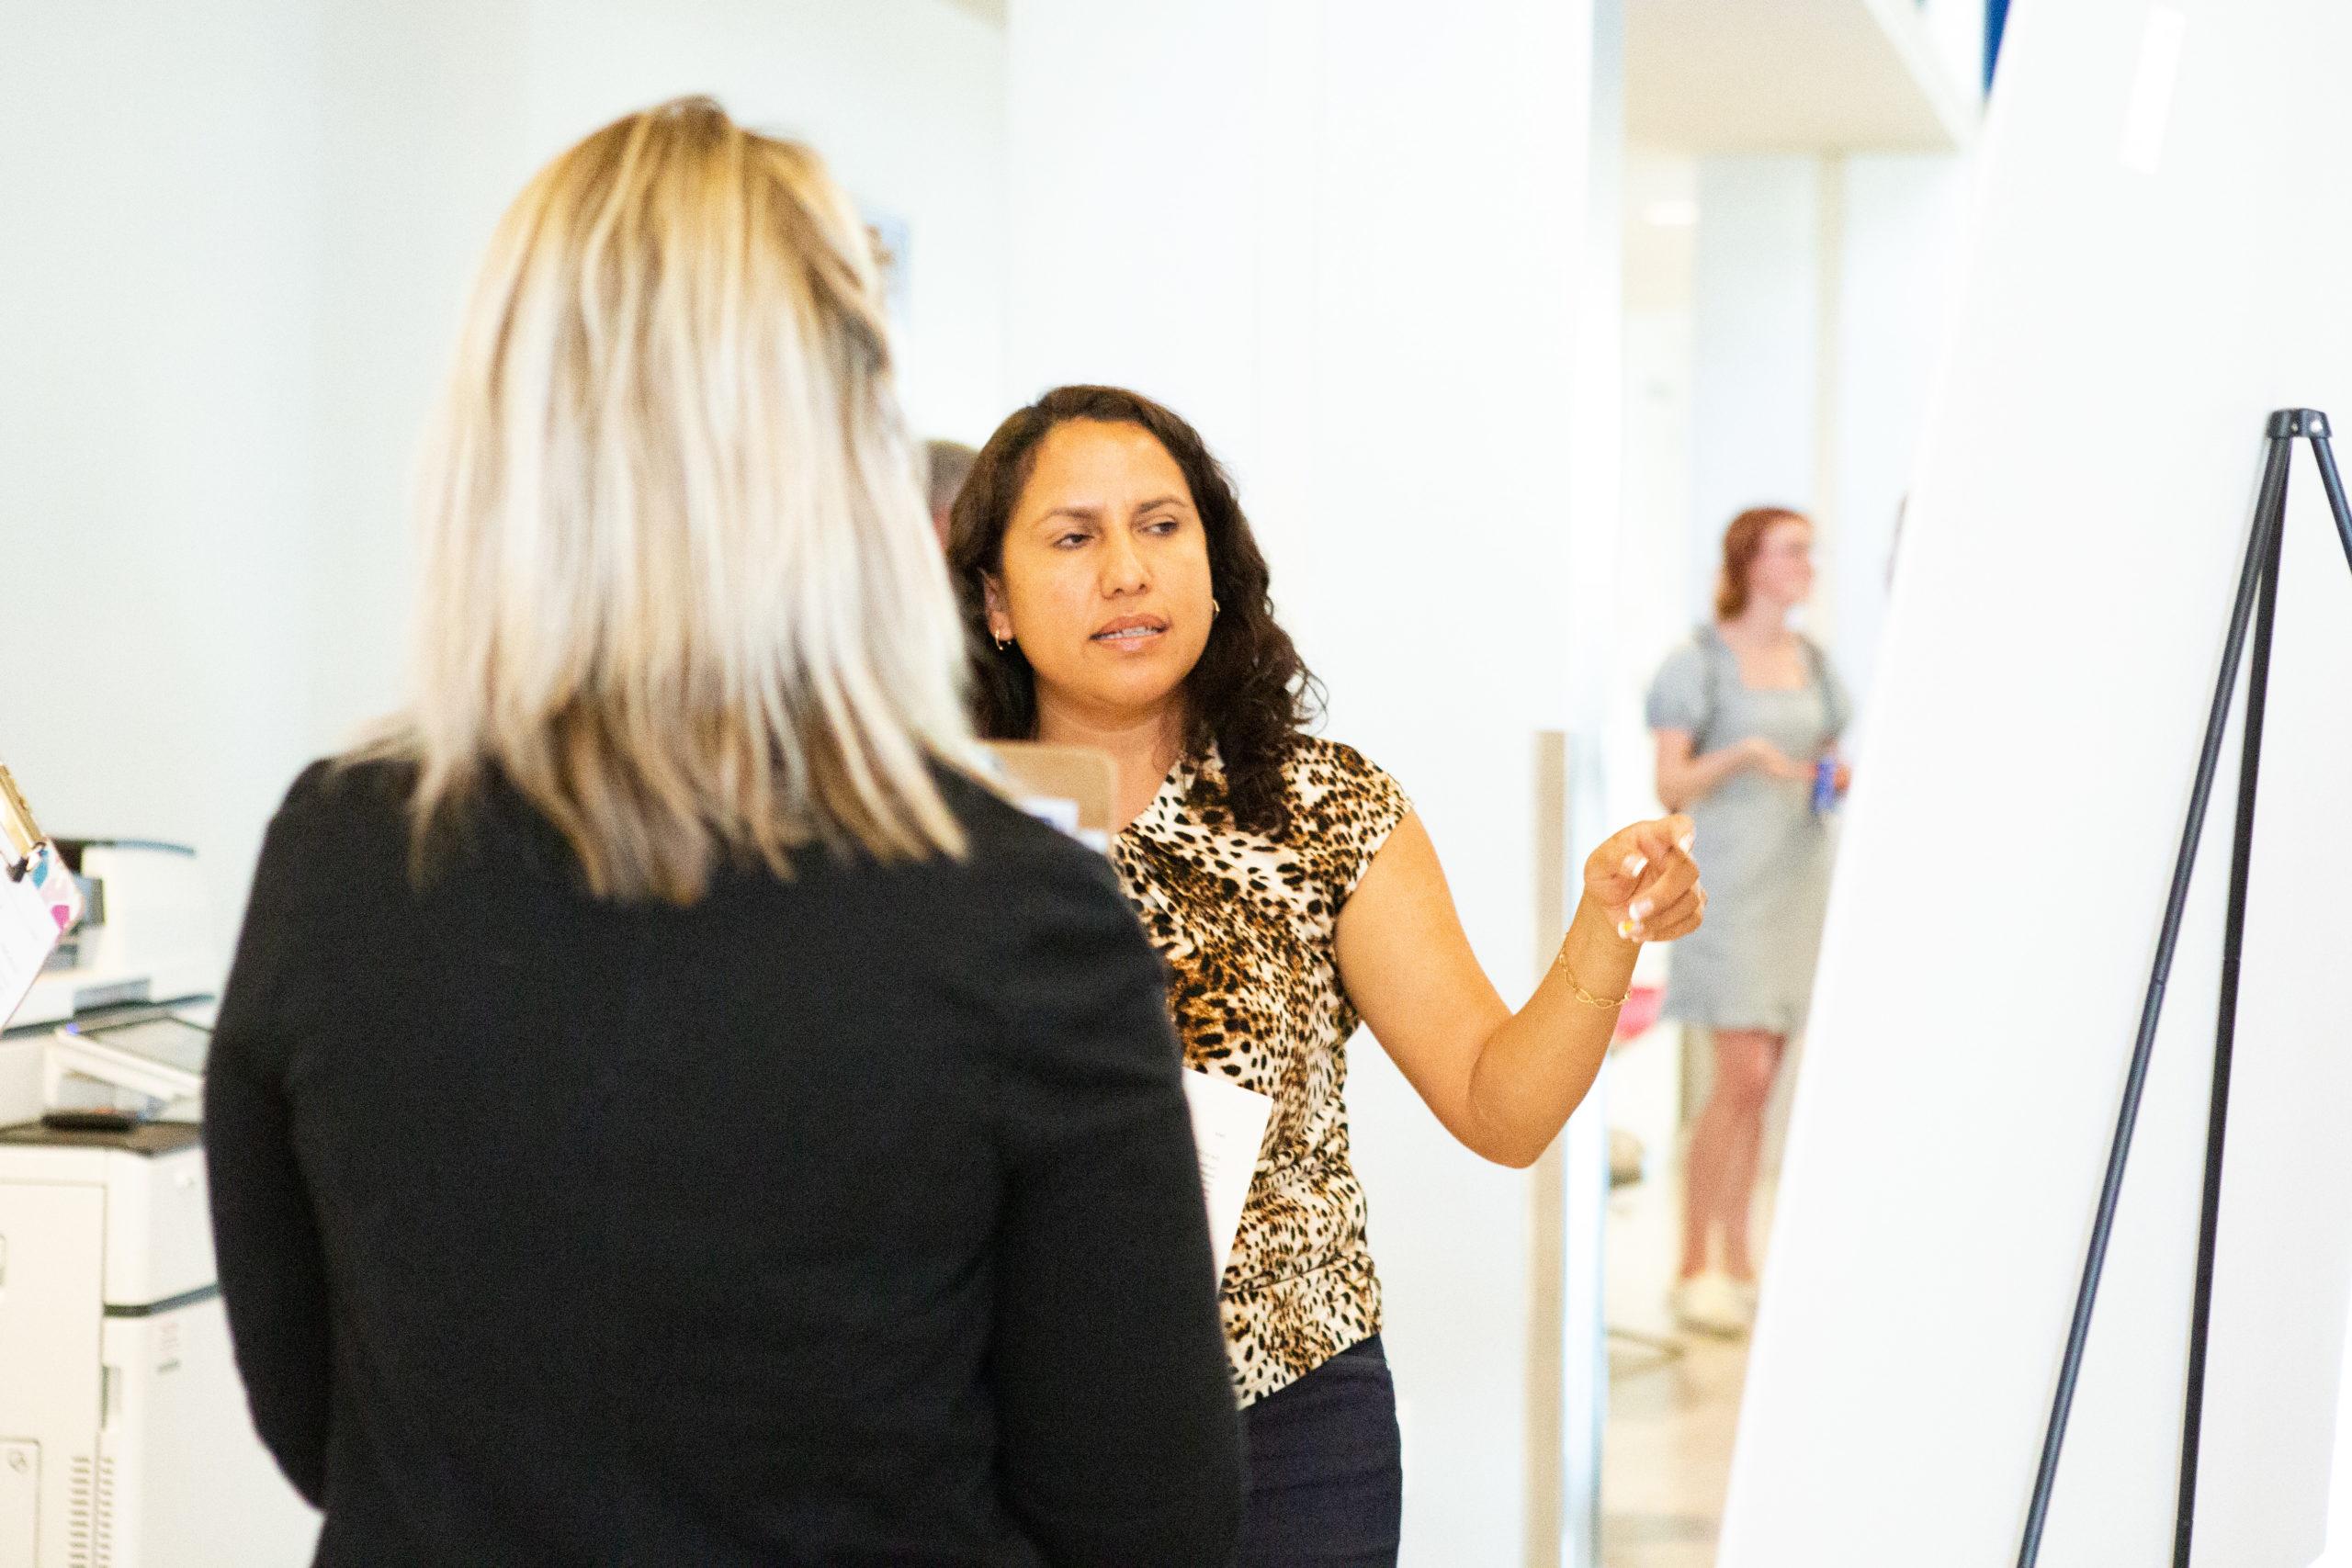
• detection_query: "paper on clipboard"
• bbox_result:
[0,766,82,1031]
[1182,1067,1272,1280]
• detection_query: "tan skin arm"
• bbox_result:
[1334,812,1702,1169]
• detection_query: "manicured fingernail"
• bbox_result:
[1623,854,1647,878]
[1677,833,1695,856]
[1617,918,1641,941]
[1632,898,1653,921]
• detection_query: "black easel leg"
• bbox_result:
[2016,430,2293,1568]
[2172,471,2286,1568]
[2307,431,2352,572]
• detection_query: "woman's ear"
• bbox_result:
[982,573,1013,645]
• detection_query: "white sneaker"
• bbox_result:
[1671,1271,1750,1337]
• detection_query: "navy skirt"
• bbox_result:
[1235,1335,1404,1566]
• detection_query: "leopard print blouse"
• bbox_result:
[1112,736,1411,1404]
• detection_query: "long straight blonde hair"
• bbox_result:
[377,97,973,902]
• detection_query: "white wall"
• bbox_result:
[1726,1,2352,1562]
[518,0,1009,445]
[1004,2,1618,1561]
[0,1,334,953]
[1690,156,1823,626]
[311,0,537,759]
[1679,151,1965,712]
[0,1,1007,961]
[1611,154,1699,835]
[1563,10,1629,1560]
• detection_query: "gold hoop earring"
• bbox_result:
[992,633,1012,652]
[1212,598,1222,618]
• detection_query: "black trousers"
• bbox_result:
[1235,1335,1404,1567]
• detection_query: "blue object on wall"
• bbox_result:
[1986,0,2012,93]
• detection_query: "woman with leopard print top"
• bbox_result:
[947,386,1707,1566]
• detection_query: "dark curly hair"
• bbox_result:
[944,386,1321,836]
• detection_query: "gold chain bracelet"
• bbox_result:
[1554,946,1628,1010]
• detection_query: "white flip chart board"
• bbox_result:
[1723,3,2352,1565]
[2316,1298,2352,1568]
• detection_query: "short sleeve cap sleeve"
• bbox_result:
[1293,741,1411,905]
[1645,641,1712,735]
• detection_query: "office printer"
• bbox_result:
[1,840,211,1132]
[0,843,320,1566]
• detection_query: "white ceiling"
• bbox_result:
[944,0,1970,151]
[1625,0,1978,152]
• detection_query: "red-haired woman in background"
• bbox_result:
[1646,507,1851,1337]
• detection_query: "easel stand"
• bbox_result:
[2018,410,2352,1567]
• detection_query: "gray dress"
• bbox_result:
[1645,626,1851,1035]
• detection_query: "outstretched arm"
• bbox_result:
[1336,812,1703,1168]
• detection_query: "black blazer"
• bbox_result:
[206,760,1242,1567]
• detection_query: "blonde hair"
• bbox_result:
[373,97,973,902]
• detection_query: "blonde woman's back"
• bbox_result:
[204,99,1244,1566]
[208,753,1242,1565]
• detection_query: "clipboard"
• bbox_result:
[0,765,84,1030]
[982,741,1116,853]
[1182,1067,1273,1281]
